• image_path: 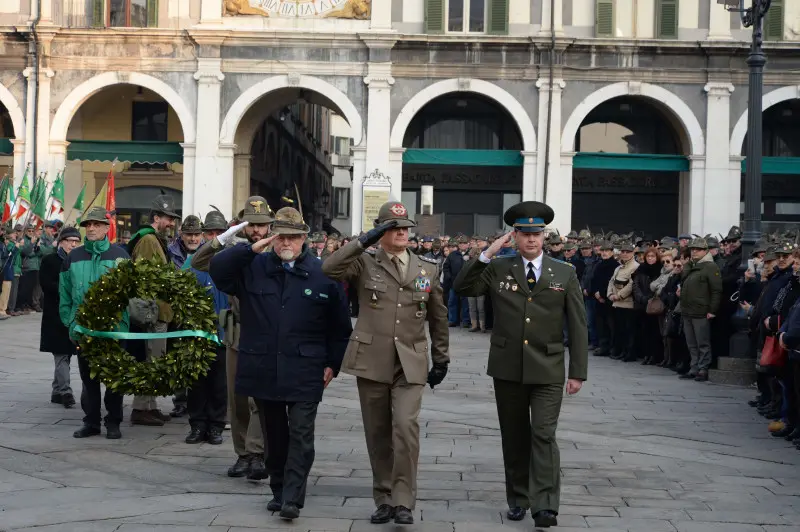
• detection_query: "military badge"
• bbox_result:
[549,282,564,292]
[499,281,505,289]
[505,282,510,290]
[414,276,431,292]
[304,289,312,295]
[512,284,518,291]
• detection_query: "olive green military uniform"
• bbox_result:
[191,196,273,462]
[322,202,449,511]
[453,201,588,518]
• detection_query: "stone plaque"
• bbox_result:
[224,0,371,19]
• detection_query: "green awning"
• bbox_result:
[0,138,12,155]
[67,140,183,164]
[741,157,800,175]
[574,152,690,172]
[403,149,523,166]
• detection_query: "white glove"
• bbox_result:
[217,221,249,246]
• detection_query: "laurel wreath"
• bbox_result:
[75,258,218,396]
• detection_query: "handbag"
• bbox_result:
[646,296,665,316]
[760,317,788,369]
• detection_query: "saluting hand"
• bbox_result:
[484,231,513,258]
[251,234,278,254]
[359,220,399,248]
[218,221,249,246]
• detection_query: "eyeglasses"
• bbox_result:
[663,261,672,265]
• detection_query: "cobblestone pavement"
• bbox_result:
[1,314,800,532]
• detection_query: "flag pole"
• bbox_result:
[74,158,117,225]
[20,171,46,231]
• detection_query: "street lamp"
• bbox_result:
[718,0,772,266]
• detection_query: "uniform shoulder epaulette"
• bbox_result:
[551,258,575,269]
[419,255,438,264]
[364,248,376,255]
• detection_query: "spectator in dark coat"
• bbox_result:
[578,241,599,348]
[210,207,351,521]
[39,227,82,408]
[590,242,618,357]
[442,236,469,327]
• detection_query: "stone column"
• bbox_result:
[23,66,54,181]
[192,54,229,217]
[180,143,196,217]
[388,147,405,202]
[708,2,733,40]
[370,0,392,30]
[233,153,251,214]
[703,83,736,234]
[521,151,537,201]
[687,155,707,234]
[350,145,367,235]
[10,139,25,182]
[363,60,396,199]
[48,140,69,182]
[537,78,569,231]
[540,0,563,36]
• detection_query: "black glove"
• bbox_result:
[359,220,399,248]
[427,362,448,389]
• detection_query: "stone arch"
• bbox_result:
[389,78,537,152]
[730,85,800,156]
[50,71,195,143]
[561,81,705,155]
[0,83,25,141]
[220,75,363,147]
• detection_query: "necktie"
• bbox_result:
[527,262,536,286]
[283,263,292,272]
[391,256,401,278]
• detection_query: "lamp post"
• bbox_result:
[718,0,771,266]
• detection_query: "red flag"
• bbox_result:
[105,170,117,243]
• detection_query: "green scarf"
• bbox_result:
[84,236,110,256]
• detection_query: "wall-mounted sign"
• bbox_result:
[224,0,371,19]
[361,169,391,233]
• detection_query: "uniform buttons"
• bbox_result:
[398,303,402,307]
[524,340,529,345]
[399,287,403,292]
[394,336,398,340]
[396,320,400,324]
[355,336,359,339]
[525,318,530,323]
[528,297,532,302]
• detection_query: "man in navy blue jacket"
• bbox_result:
[210,207,351,521]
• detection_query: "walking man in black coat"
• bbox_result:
[39,226,82,408]
[210,207,351,521]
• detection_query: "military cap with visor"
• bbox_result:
[271,207,309,235]
[775,241,797,255]
[374,201,416,228]
[180,215,203,235]
[503,201,554,234]
[151,194,180,219]
[80,206,110,226]
[242,196,275,224]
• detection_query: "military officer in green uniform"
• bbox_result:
[453,201,588,529]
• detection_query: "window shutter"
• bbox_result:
[147,0,158,27]
[92,0,104,27]
[487,0,509,35]
[425,0,445,34]
[595,0,613,37]
[657,0,678,38]
[765,0,783,41]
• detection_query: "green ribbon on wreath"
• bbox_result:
[73,324,220,344]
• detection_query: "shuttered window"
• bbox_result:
[595,0,613,37]
[487,0,508,35]
[92,0,104,27]
[147,0,158,27]
[656,0,678,38]
[425,0,445,34]
[765,0,783,41]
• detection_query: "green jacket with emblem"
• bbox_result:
[454,253,588,385]
[679,252,722,318]
[59,237,131,340]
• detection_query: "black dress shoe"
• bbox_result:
[533,510,558,528]
[247,455,268,480]
[772,425,795,438]
[228,456,251,477]
[185,427,207,444]
[370,504,394,524]
[106,425,122,439]
[206,427,223,445]
[394,505,413,524]
[170,404,188,418]
[51,393,63,404]
[280,502,300,520]
[506,507,527,521]
[267,497,283,512]
[641,357,651,365]
[62,393,76,408]
[786,427,800,441]
[73,425,101,438]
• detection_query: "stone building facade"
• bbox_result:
[1,0,800,236]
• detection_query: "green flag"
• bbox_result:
[32,174,48,221]
[0,175,9,224]
[13,170,31,221]
[49,170,65,219]
[73,183,87,224]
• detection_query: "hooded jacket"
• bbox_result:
[608,258,639,309]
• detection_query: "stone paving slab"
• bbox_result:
[2,314,799,531]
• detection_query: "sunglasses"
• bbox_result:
[663,260,672,265]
